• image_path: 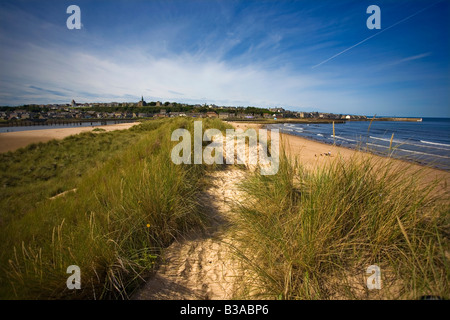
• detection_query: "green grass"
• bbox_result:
[233,151,449,299]
[0,118,232,299]
[3,117,446,300]
[0,129,143,226]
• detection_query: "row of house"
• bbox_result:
[2,99,368,121]
[0,110,155,121]
[156,111,273,119]
[295,112,367,120]
[2,109,366,121]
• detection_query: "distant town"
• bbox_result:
[0,97,368,123]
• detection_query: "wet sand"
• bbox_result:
[0,122,138,153]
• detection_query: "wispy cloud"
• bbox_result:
[168,90,185,96]
[0,0,448,117]
[28,86,68,97]
[311,1,443,69]
[392,52,432,65]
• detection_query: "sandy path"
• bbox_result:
[133,169,245,300]
[0,122,138,153]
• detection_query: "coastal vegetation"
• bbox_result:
[0,118,231,299]
[233,151,448,299]
[0,118,447,300]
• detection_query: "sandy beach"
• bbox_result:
[228,121,450,193]
[1,119,448,191]
[0,122,138,153]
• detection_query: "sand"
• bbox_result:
[134,169,246,300]
[0,122,138,153]
[228,121,450,193]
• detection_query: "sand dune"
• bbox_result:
[3,120,446,300]
[134,122,447,300]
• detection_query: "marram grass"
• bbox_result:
[233,151,449,300]
[0,118,231,299]
[1,118,447,300]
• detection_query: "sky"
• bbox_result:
[0,0,449,117]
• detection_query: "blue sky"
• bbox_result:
[0,0,448,117]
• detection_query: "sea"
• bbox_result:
[267,118,450,171]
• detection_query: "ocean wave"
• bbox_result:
[420,140,450,148]
[371,136,450,151]
[370,136,405,144]
[332,135,357,143]
[366,143,450,159]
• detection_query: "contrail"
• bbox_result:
[311,1,443,69]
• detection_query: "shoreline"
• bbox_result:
[0,122,138,153]
[228,121,450,194]
[225,117,423,125]
[281,130,448,173]
[0,119,137,128]
[1,119,448,192]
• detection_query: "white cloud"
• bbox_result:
[391,52,431,65]
[2,38,441,117]
[1,41,330,108]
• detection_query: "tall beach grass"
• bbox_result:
[233,151,449,299]
[0,118,231,299]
